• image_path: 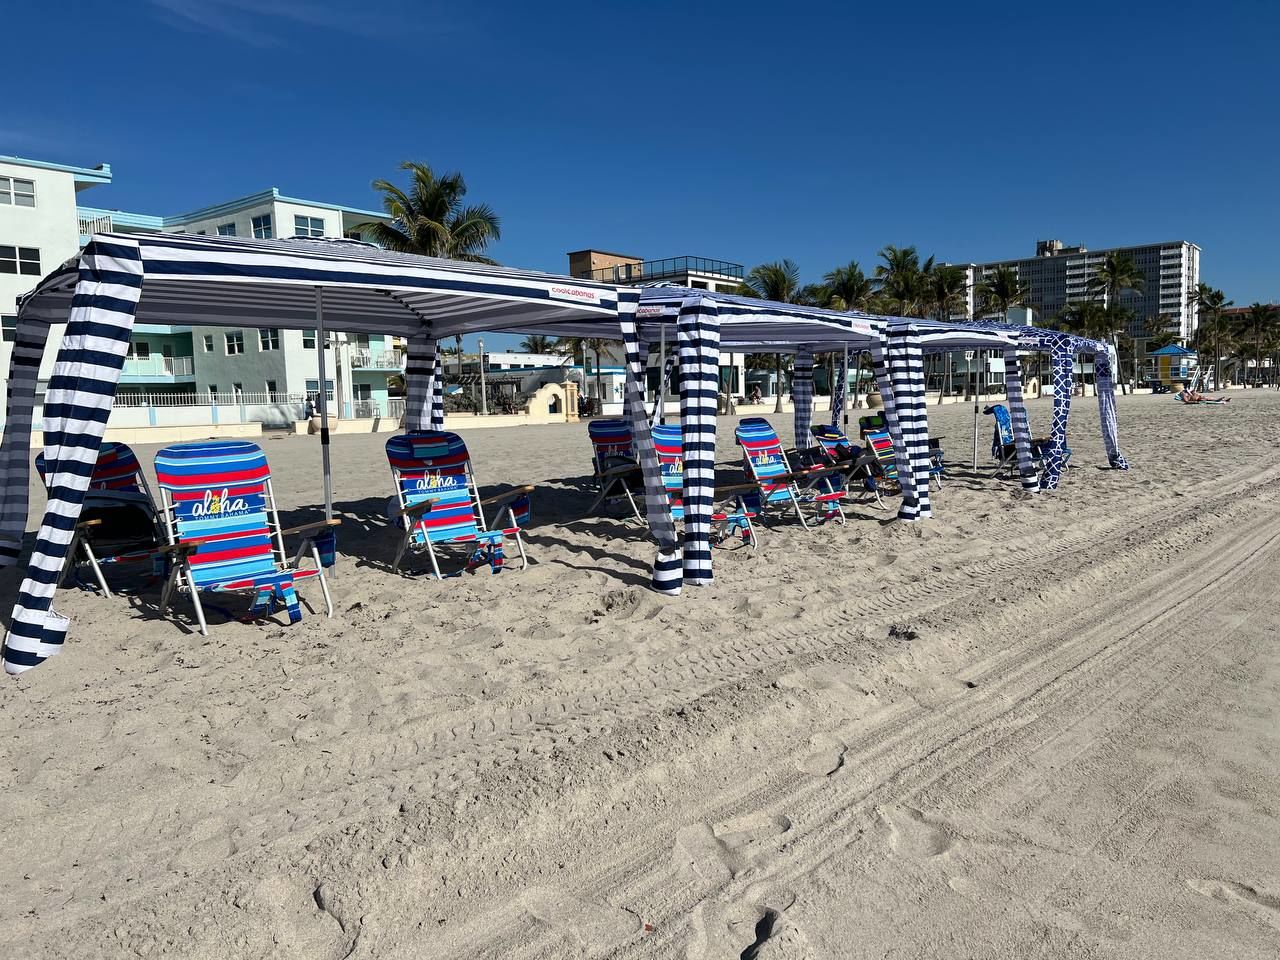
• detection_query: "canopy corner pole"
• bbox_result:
[971,349,981,471]
[314,286,334,521]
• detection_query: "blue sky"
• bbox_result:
[8,0,1278,343]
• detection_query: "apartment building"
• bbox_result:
[959,238,1201,347]
[0,155,403,421]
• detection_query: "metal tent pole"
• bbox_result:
[971,349,981,472]
[315,287,333,520]
[657,322,667,424]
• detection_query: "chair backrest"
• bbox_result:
[858,413,887,439]
[810,424,853,461]
[386,431,484,544]
[864,430,899,482]
[37,441,150,497]
[735,417,793,503]
[154,440,282,588]
[987,404,1015,447]
[651,423,685,520]
[587,419,635,474]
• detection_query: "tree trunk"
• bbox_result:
[773,353,784,413]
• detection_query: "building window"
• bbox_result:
[345,231,362,242]
[232,383,244,401]
[129,342,151,359]
[1,315,15,343]
[225,331,244,355]
[0,177,36,207]
[259,328,280,351]
[0,246,40,276]
[216,222,237,237]
[305,378,335,402]
[208,385,218,400]
[294,215,325,238]
[251,214,273,239]
[196,230,206,235]
[302,328,317,349]
[265,379,278,397]
[203,334,214,351]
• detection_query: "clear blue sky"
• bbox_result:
[7,0,1278,348]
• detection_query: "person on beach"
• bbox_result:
[1178,384,1229,403]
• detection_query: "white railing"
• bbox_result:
[350,349,406,370]
[115,391,302,407]
[386,398,405,419]
[122,355,195,378]
[78,214,113,235]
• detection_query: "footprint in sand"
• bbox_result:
[522,887,640,947]
[796,734,847,777]
[688,885,798,960]
[674,814,794,887]
[878,805,953,859]
[1186,878,1280,928]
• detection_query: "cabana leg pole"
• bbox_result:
[657,323,666,425]
[971,350,981,472]
[315,287,333,521]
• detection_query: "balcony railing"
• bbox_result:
[350,349,406,370]
[583,256,745,285]
[78,213,113,235]
[121,355,195,378]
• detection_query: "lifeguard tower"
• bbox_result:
[1147,344,1198,392]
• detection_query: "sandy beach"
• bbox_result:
[2,391,1278,959]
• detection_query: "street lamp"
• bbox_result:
[478,337,489,415]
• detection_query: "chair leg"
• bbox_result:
[185,566,209,636]
[622,484,643,521]
[81,541,112,596]
[392,531,410,574]
[510,531,529,572]
[427,543,444,581]
[311,543,335,617]
[159,564,179,614]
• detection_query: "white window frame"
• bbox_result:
[225,331,245,356]
[294,215,325,238]
[252,214,273,239]
[302,329,317,349]
[0,177,36,207]
[216,222,237,237]
[305,378,335,402]
[202,334,214,352]
[207,385,219,400]
[258,328,280,351]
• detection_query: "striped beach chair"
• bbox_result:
[809,424,885,508]
[861,415,945,489]
[587,419,643,520]
[652,423,756,548]
[154,440,338,635]
[386,431,532,579]
[734,417,845,528]
[35,441,162,596]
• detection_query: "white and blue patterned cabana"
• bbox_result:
[0,233,633,674]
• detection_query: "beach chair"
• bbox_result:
[587,419,643,520]
[35,441,163,596]
[652,423,756,548]
[153,440,337,635]
[984,404,1057,479]
[859,414,944,487]
[734,418,845,528]
[809,424,886,508]
[386,430,532,579]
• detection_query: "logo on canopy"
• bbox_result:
[549,285,601,306]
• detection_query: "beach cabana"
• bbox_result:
[0,233,633,673]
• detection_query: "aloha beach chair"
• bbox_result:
[652,423,756,548]
[153,440,338,635]
[386,431,533,579]
[984,404,1058,479]
[35,441,163,596]
[734,417,846,528]
[587,419,643,520]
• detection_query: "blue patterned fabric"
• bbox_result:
[1094,347,1129,470]
[831,348,848,428]
[1044,342,1075,489]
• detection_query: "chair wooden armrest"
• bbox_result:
[75,518,103,530]
[279,518,341,538]
[597,462,641,481]
[478,484,536,509]
[397,500,433,520]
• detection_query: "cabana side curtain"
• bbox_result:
[1044,342,1074,489]
[1002,349,1039,491]
[886,329,932,520]
[792,346,814,447]
[1095,348,1129,470]
[405,334,445,431]
[3,238,144,674]
[0,315,44,566]
[831,349,848,428]
[676,300,720,586]
[619,300,682,594]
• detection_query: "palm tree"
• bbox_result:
[1240,303,1279,386]
[741,259,804,411]
[1087,253,1146,310]
[520,334,556,354]
[1190,284,1233,388]
[925,264,969,323]
[355,161,501,263]
[974,265,1027,321]
[874,245,933,317]
[824,261,875,312]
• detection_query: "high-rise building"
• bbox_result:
[958,238,1201,345]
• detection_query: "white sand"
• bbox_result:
[2,392,1279,959]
